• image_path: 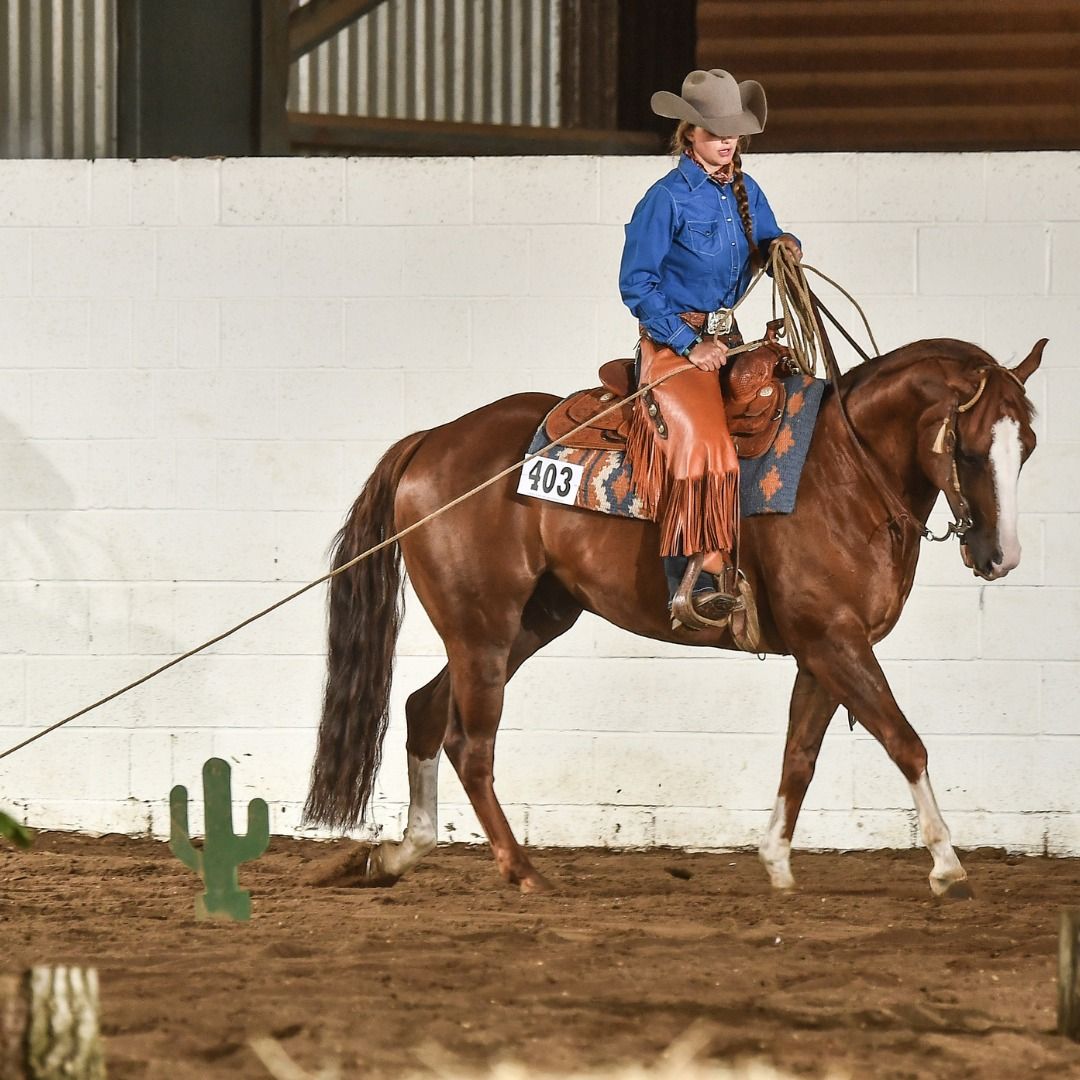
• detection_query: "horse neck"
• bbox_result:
[839,352,955,522]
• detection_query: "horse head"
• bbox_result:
[919,339,1045,580]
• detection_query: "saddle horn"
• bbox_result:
[1011,338,1048,384]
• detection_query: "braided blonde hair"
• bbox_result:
[670,122,760,269]
[731,147,761,270]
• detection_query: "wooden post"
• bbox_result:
[1060,910,1080,1040]
[259,0,291,155]
[0,968,105,1079]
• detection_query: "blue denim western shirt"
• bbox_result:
[619,153,787,355]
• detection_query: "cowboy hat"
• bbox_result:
[651,69,767,137]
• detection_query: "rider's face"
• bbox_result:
[690,128,738,171]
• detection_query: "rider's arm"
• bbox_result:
[747,175,800,263]
[619,185,700,357]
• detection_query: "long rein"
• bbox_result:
[766,245,990,545]
[0,254,944,764]
[0,337,774,764]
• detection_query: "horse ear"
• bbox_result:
[1011,338,1048,384]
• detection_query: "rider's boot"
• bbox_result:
[667,553,740,630]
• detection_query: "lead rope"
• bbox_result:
[0,339,775,764]
[0,254,904,763]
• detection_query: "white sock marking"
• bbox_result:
[758,797,794,889]
[989,416,1023,575]
[910,772,966,895]
[375,751,440,878]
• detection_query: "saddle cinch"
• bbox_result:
[545,332,795,458]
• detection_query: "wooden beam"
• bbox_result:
[259,0,290,154]
[289,0,389,62]
[559,0,620,130]
[288,112,664,156]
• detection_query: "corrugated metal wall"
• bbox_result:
[289,0,561,127]
[0,0,563,159]
[1,0,116,158]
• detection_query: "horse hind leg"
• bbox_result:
[443,644,553,894]
[364,668,450,885]
[759,668,838,890]
[443,580,583,894]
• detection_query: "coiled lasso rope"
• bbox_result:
[768,243,881,375]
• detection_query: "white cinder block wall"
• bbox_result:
[0,153,1078,854]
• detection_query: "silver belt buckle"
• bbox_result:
[706,308,732,335]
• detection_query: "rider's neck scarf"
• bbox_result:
[686,148,734,186]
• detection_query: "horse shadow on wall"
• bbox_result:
[0,413,211,834]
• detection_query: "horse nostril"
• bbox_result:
[992,547,1003,565]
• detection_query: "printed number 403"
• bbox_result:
[516,458,585,506]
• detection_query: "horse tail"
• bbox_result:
[303,429,429,831]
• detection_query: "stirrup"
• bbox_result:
[669,553,741,632]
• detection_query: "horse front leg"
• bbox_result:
[759,668,838,890]
[798,627,971,899]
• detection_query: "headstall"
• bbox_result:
[924,366,1026,544]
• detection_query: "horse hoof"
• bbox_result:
[519,872,555,895]
[301,844,400,889]
[932,876,975,901]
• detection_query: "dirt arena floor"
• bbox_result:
[3,834,1080,1079]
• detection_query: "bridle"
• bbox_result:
[809,291,1029,547]
[923,365,1028,544]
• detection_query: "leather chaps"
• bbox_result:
[624,335,740,559]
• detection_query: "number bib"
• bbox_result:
[516,457,585,506]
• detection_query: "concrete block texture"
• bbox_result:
[0,152,1077,851]
[0,161,89,226]
[33,229,156,298]
[474,157,598,225]
[0,231,30,296]
[347,157,472,226]
[918,224,1048,296]
[222,158,344,226]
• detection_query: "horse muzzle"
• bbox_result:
[962,540,1019,581]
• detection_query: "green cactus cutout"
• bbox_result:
[169,757,270,921]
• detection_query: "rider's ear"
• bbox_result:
[1012,338,1048,384]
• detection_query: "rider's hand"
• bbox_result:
[770,233,803,262]
[686,337,728,372]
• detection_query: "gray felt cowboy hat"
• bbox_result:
[651,69,767,137]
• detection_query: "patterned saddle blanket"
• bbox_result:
[519,371,826,520]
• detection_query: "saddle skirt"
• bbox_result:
[545,340,794,459]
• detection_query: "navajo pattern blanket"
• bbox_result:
[523,373,826,520]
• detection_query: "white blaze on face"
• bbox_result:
[989,416,1023,574]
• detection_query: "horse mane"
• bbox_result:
[839,338,1036,423]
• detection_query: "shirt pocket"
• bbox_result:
[683,219,723,257]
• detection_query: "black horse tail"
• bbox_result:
[303,429,429,830]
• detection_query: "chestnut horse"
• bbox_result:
[304,337,1045,897]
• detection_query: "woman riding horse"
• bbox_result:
[620,69,801,620]
[303,72,1046,901]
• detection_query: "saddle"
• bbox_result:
[546,335,794,459]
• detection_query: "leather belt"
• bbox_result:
[680,308,734,335]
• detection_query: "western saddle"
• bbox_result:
[545,327,796,459]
